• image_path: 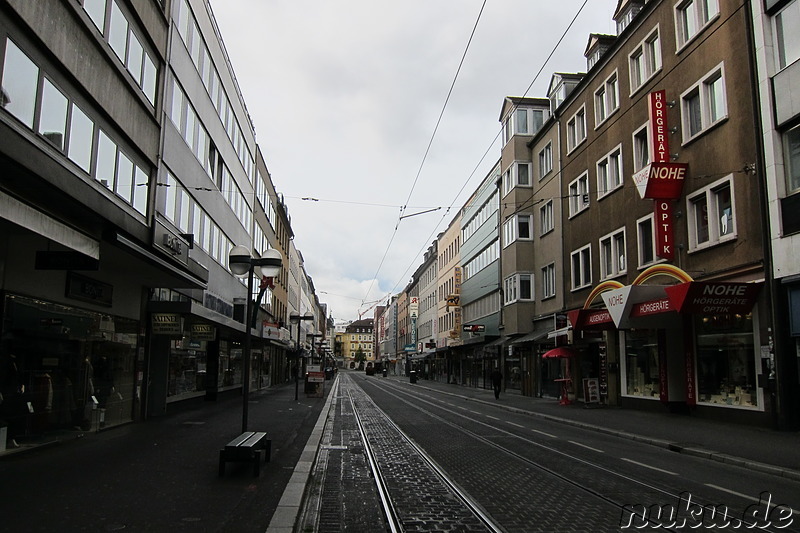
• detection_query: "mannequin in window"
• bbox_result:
[0,353,25,448]
[93,354,114,428]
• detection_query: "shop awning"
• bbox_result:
[567,308,615,331]
[509,329,550,345]
[542,346,578,359]
[664,281,763,314]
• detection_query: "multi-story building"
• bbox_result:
[1,0,189,436]
[436,212,462,382]
[750,0,800,429]
[553,0,769,423]
[498,96,555,396]
[395,291,409,373]
[416,243,439,375]
[0,0,323,453]
[456,162,502,388]
[342,318,374,368]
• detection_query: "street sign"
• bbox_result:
[463,324,485,333]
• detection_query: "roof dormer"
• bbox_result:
[584,33,617,70]
[613,0,646,34]
[547,73,584,114]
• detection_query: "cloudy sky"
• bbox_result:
[210,0,618,323]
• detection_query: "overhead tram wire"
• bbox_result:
[361,0,487,305]
[382,0,592,298]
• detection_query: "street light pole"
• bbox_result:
[229,246,282,433]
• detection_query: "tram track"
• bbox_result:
[360,377,797,533]
[345,376,505,532]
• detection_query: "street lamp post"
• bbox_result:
[228,246,282,433]
[289,312,314,400]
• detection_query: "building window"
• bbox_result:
[597,145,623,198]
[0,38,148,215]
[624,329,660,399]
[629,27,661,93]
[681,63,727,142]
[594,71,619,126]
[675,0,719,50]
[687,175,735,251]
[784,123,800,194]
[504,273,533,304]
[599,228,626,280]
[636,214,656,268]
[503,214,532,247]
[695,313,758,407]
[570,244,592,290]
[541,263,556,299]
[632,123,650,172]
[568,172,590,217]
[504,108,547,143]
[538,142,553,179]
[776,1,800,69]
[540,200,554,235]
[2,39,39,128]
[567,106,587,152]
[502,162,532,195]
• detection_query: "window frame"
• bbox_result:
[629,26,662,94]
[504,272,534,304]
[538,142,553,179]
[632,122,651,172]
[566,105,587,153]
[783,122,800,195]
[636,213,657,269]
[541,263,556,300]
[599,227,627,280]
[686,175,736,251]
[680,62,727,143]
[568,172,590,218]
[594,70,619,127]
[570,244,592,291]
[674,0,720,51]
[775,0,800,70]
[596,144,624,199]
[539,200,554,236]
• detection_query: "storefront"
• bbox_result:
[1,294,139,448]
[569,265,766,419]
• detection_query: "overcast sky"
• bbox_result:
[210,0,618,323]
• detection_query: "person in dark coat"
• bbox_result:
[490,367,502,400]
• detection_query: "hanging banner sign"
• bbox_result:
[655,199,675,260]
[650,90,670,163]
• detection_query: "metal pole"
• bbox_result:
[294,320,300,401]
[242,266,254,433]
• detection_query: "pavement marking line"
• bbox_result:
[507,422,524,428]
[530,429,557,438]
[621,457,678,476]
[486,415,500,420]
[706,484,800,516]
[568,440,604,453]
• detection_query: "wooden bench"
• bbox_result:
[219,431,271,477]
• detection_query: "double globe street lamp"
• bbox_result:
[228,245,282,433]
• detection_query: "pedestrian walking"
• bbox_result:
[490,367,502,400]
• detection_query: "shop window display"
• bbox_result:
[219,340,242,389]
[695,313,757,408]
[167,338,207,399]
[1,295,137,448]
[624,329,660,398]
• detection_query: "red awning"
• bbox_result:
[542,346,578,359]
